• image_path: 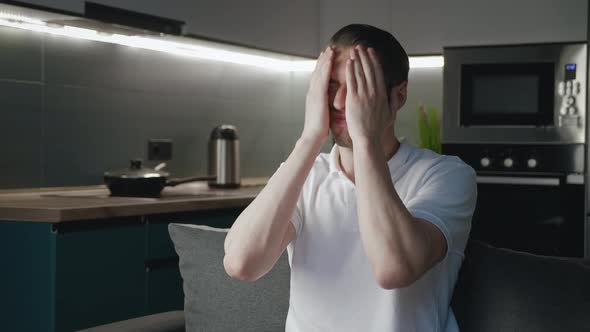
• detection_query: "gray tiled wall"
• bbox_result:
[0,81,43,188]
[0,24,311,189]
[0,24,441,189]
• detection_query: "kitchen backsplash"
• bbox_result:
[0,25,441,189]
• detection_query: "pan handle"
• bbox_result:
[167,175,217,187]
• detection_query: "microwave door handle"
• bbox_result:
[476,176,560,186]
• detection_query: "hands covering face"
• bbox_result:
[345,46,393,143]
[301,45,394,145]
[301,47,334,143]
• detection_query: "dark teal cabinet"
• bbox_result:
[0,221,56,332]
[54,219,145,331]
[145,266,184,315]
[0,208,242,332]
[0,217,144,332]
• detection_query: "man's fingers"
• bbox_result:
[313,46,332,74]
[319,47,334,86]
[368,48,387,93]
[310,47,332,91]
[346,58,357,96]
[356,46,376,93]
[351,48,366,93]
[323,47,334,71]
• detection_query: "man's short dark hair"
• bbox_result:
[329,24,409,93]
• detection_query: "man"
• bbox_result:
[223,24,477,331]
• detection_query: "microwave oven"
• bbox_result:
[442,43,587,144]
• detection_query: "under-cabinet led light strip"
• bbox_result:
[409,55,444,68]
[0,12,444,71]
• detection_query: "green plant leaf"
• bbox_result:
[427,106,441,154]
[416,103,442,154]
[417,103,429,149]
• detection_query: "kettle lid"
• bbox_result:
[210,124,238,140]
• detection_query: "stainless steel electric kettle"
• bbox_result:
[208,124,241,188]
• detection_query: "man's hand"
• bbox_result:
[345,46,393,143]
[301,47,334,143]
[225,49,336,280]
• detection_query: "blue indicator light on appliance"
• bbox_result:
[564,63,577,80]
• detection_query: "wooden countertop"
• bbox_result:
[0,178,267,223]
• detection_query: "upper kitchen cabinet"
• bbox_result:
[319,0,392,50]
[89,0,320,57]
[320,0,587,55]
[12,0,319,56]
[391,0,587,54]
[9,0,84,13]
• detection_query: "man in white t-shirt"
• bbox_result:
[223,24,477,331]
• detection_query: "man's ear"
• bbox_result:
[389,81,408,112]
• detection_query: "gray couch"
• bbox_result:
[82,239,590,332]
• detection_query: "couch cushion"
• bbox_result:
[451,239,590,332]
[168,223,290,332]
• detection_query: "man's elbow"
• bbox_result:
[374,262,417,290]
[223,254,260,282]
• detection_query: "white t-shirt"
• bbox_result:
[283,141,477,332]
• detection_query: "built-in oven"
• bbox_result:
[441,42,588,259]
[443,42,587,144]
[443,143,586,258]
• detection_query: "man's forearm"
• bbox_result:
[224,136,323,280]
[353,138,432,288]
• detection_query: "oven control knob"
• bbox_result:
[480,157,491,168]
[527,158,538,169]
[503,157,514,168]
[558,82,566,96]
[568,106,578,115]
[566,96,576,106]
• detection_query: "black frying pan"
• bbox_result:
[104,159,216,198]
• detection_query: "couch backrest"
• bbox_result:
[169,223,290,332]
[451,239,590,332]
[170,224,590,332]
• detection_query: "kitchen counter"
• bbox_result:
[0,178,267,223]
